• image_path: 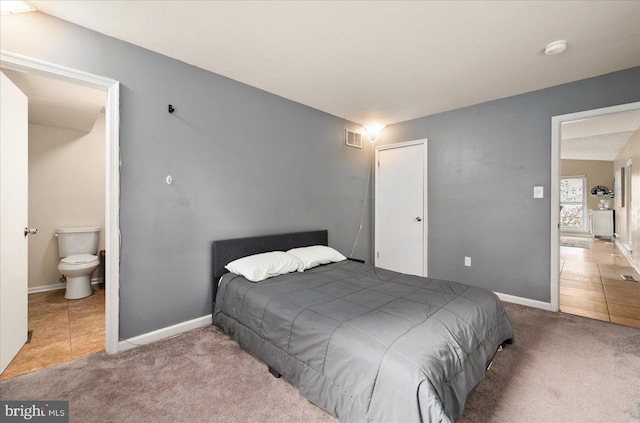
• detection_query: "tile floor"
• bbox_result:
[560,237,640,328]
[0,284,105,381]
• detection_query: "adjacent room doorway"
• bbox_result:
[550,101,640,314]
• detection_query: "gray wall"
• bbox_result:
[1,12,372,338]
[3,11,639,337]
[379,67,640,302]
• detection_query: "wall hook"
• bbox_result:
[168,104,175,114]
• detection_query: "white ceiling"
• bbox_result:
[561,110,640,161]
[1,67,105,133]
[28,0,640,126]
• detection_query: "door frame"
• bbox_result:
[550,101,640,312]
[374,139,428,276]
[624,158,633,248]
[0,50,121,354]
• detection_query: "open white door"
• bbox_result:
[375,140,428,276]
[0,71,29,373]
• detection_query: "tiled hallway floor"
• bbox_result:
[560,237,640,328]
[0,285,105,380]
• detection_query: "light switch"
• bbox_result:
[534,186,544,198]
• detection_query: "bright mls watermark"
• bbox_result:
[1,401,68,422]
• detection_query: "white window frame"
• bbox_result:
[560,176,587,232]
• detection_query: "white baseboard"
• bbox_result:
[28,278,104,294]
[614,239,640,274]
[118,314,213,352]
[494,292,552,311]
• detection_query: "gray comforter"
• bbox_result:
[213,260,513,422]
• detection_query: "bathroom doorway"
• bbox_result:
[1,68,105,379]
[0,52,120,379]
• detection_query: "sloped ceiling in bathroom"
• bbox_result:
[1,68,105,133]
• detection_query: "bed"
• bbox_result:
[212,230,513,422]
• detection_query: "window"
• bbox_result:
[560,176,587,230]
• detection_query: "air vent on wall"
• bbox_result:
[345,129,362,149]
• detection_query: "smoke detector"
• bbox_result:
[545,40,567,56]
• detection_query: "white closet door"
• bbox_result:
[375,140,427,276]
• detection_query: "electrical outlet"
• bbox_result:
[465,256,471,267]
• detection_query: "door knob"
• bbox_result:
[415,217,422,222]
[24,227,38,237]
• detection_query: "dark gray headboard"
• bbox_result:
[211,230,328,306]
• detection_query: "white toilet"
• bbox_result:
[56,227,101,300]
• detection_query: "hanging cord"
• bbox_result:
[350,141,373,258]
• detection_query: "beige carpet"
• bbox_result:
[460,303,639,422]
[1,302,639,422]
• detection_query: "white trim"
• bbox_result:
[551,101,640,313]
[118,315,213,352]
[374,139,428,277]
[28,278,104,294]
[614,238,640,275]
[561,229,592,235]
[28,283,66,294]
[494,292,552,311]
[1,50,121,354]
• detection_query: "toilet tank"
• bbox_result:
[56,227,101,258]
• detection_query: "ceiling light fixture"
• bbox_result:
[0,1,35,15]
[363,124,386,142]
[544,40,567,56]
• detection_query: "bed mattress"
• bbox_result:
[213,259,513,422]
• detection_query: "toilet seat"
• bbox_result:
[61,254,99,265]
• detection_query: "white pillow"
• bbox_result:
[287,245,346,270]
[225,251,303,282]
